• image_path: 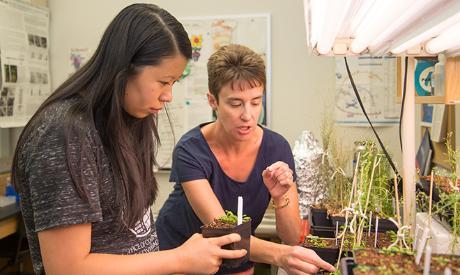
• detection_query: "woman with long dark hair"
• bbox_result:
[12,4,245,274]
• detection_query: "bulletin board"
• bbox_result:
[0,0,50,128]
[155,13,271,169]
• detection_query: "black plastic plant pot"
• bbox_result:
[375,218,398,232]
[339,257,356,275]
[311,207,332,227]
[420,178,440,202]
[330,214,345,228]
[331,215,397,233]
[310,225,336,238]
[305,246,339,266]
[201,220,251,269]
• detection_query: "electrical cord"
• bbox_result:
[399,57,409,152]
[343,57,402,182]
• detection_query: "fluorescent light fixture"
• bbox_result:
[445,45,460,57]
[304,0,460,56]
[350,0,396,54]
[337,0,375,38]
[369,0,443,53]
[425,21,460,54]
[316,0,352,55]
[308,0,327,50]
[391,1,460,54]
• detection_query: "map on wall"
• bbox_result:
[335,56,400,126]
[156,14,271,169]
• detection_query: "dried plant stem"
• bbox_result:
[349,152,361,208]
[428,170,434,231]
[394,174,402,248]
[364,156,380,214]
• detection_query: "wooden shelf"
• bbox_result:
[397,56,460,104]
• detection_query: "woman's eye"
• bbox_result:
[252,101,261,106]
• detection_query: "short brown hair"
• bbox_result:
[207,44,265,101]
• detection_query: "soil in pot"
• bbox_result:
[353,248,420,275]
[201,217,251,268]
[340,232,394,257]
[424,254,460,274]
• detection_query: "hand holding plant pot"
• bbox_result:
[176,232,247,274]
[201,210,251,268]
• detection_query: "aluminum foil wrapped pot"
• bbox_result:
[293,131,326,218]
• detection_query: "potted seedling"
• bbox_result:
[302,235,340,265]
[352,247,419,275]
[201,209,251,268]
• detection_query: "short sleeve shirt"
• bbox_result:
[15,99,159,274]
[155,123,296,273]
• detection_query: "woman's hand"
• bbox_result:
[277,245,335,275]
[262,161,294,199]
[176,233,247,274]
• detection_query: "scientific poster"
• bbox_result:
[335,56,400,126]
[0,0,50,127]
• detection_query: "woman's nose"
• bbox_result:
[160,87,173,103]
[240,107,251,121]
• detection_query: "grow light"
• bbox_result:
[304,0,460,56]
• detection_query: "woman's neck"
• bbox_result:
[203,122,261,155]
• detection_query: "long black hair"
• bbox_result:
[12,4,192,228]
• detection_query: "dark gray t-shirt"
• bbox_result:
[15,99,159,274]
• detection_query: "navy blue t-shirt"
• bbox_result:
[156,123,296,273]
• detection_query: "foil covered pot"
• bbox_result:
[293,131,327,218]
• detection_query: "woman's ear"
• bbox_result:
[207,92,218,111]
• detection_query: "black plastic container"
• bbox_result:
[330,214,397,233]
[311,207,332,227]
[201,220,251,268]
[419,178,441,202]
[311,225,336,238]
[302,239,340,266]
[339,257,356,275]
[309,209,335,237]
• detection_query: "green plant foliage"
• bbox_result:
[305,235,329,248]
[218,210,250,223]
[380,246,414,256]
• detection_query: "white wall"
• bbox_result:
[48,0,403,209]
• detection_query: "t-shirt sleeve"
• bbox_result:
[26,121,103,232]
[169,145,207,184]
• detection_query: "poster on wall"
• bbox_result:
[156,14,271,169]
[0,0,50,128]
[335,56,400,127]
[69,47,92,76]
